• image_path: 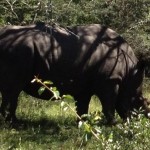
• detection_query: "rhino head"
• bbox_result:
[129,60,150,118]
[131,96,150,118]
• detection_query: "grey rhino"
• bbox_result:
[0,22,149,124]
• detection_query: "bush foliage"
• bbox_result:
[0,0,149,29]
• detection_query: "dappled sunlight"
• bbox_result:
[17,93,76,123]
[88,95,102,113]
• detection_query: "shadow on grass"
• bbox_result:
[0,115,80,148]
[1,115,76,129]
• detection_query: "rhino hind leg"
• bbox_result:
[0,96,9,118]
[0,90,20,122]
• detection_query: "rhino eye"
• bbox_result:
[133,69,138,75]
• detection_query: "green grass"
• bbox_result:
[0,81,150,150]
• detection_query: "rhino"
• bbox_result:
[0,22,149,124]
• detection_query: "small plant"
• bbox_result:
[31,76,101,143]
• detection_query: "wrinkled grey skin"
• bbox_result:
[0,23,149,124]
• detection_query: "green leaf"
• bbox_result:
[51,87,57,91]
[95,127,101,134]
[63,107,68,111]
[53,90,60,99]
[94,115,101,121]
[83,122,91,133]
[78,121,83,128]
[84,132,92,142]
[43,80,53,85]
[38,86,46,95]
[62,94,74,102]
[31,78,36,83]
[60,101,66,107]
[108,132,113,142]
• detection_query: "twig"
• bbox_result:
[5,0,18,19]
[32,76,100,141]
[31,76,58,97]
[67,0,73,7]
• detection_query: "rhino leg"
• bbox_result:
[0,90,20,122]
[96,81,119,124]
[115,100,129,120]
[115,89,134,120]
[100,98,116,125]
[75,91,91,118]
[0,96,9,118]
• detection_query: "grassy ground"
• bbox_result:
[0,80,150,150]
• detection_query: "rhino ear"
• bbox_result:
[132,60,145,87]
[137,60,145,71]
[132,60,145,76]
[133,60,145,75]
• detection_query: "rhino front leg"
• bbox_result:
[96,80,119,125]
[100,97,117,125]
[75,91,92,119]
[115,99,129,121]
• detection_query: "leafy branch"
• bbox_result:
[31,76,100,141]
[5,0,18,19]
[31,76,60,100]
